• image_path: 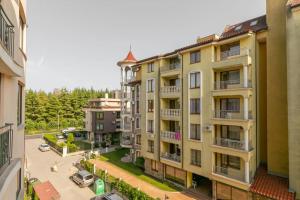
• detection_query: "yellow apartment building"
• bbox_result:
[117,0,300,199]
[0,0,27,199]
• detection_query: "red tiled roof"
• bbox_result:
[220,15,267,40]
[250,167,295,200]
[123,50,137,62]
[288,0,300,8]
[33,181,60,200]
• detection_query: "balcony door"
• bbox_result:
[221,125,240,140]
[220,70,240,89]
[169,78,180,87]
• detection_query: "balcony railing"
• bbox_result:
[213,110,252,120]
[160,86,180,95]
[214,80,252,90]
[161,131,181,141]
[214,166,244,182]
[161,152,181,162]
[160,63,181,73]
[0,7,14,57]
[161,109,181,118]
[121,139,132,147]
[215,138,245,150]
[220,48,250,61]
[0,123,13,173]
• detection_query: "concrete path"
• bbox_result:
[90,159,209,200]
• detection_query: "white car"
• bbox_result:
[39,144,50,152]
[56,134,64,140]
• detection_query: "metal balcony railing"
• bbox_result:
[0,123,13,173]
[220,48,250,61]
[0,7,14,57]
[214,166,245,182]
[214,80,252,90]
[161,109,181,118]
[161,152,181,162]
[215,138,245,150]
[213,110,252,120]
[160,86,180,94]
[161,131,181,141]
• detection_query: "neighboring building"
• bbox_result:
[120,0,300,199]
[117,51,141,161]
[0,0,27,200]
[83,93,121,147]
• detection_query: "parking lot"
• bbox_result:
[25,138,95,200]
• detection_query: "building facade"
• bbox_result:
[0,0,27,199]
[122,0,300,199]
[83,94,121,147]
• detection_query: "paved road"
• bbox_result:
[25,138,95,200]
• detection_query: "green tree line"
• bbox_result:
[25,88,113,133]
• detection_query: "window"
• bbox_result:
[190,124,201,140]
[221,125,240,140]
[147,120,154,133]
[19,17,25,50]
[221,155,241,170]
[17,83,23,125]
[250,20,258,26]
[221,98,240,112]
[190,72,201,88]
[191,149,201,166]
[151,160,159,172]
[96,112,104,120]
[190,98,201,114]
[147,62,154,73]
[136,100,140,113]
[96,123,104,131]
[234,25,242,31]
[169,57,180,69]
[136,85,140,98]
[190,51,201,64]
[136,118,140,129]
[147,100,154,112]
[136,135,141,145]
[147,79,154,93]
[148,140,154,153]
[116,111,121,118]
[220,70,240,84]
[220,42,240,60]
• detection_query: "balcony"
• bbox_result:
[160,86,180,98]
[213,48,251,69]
[0,7,14,58]
[160,109,181,120]
[161,152,181,163]
[0,124,13,174]
[215,138,246,151]
[160,63,181,76]
[213,110,252,120]
[213,166,245,182]
[214,80,252,90]
[161,131,181,143]
[120,139,132,148]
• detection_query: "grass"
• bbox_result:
[99,148,181,192]
[74,140,91,150]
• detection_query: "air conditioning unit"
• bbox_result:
[203,125,213,132]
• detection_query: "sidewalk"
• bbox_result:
[90,159,209,200]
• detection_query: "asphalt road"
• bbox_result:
[25,138,95,200]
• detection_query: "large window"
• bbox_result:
[147,120,154,133]
[136,118,140,129]
[147,79,155,93]
[136,135,141,145]
[147,62,154,73]
[221,98,240,112]
[96,123,104,131]
[17,83,23,125]
[190,124,201,140]
[190,51,201,64]
[221,155,240,170]
[136,100,140,114]
[147,100,154,112]
[190,98,201,114]
[19,17,25,50]
[220,70,240,84]
[191,149,201,167]
[169,57,180,69]
[221,125,240,140]
[148,140,154,153]
[96,112,104,120]
[151,160,159,172]
[190,72,201,88]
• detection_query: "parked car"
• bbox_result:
[63,132,69,138]
[39,144,50,152]
[92,192,123,200]
[56,134,64,140]
[72,170,94,187]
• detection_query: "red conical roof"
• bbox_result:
[123,51,137,62]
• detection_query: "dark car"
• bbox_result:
[92,192,123,200]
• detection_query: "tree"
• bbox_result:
[67,133,74,144]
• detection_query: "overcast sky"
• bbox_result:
[26,0,265,92]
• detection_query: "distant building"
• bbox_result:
[83,93,121,147]
[0,0,27,199]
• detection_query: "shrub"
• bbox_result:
[67,142,78,153]
[67,133,74,143]
[135,157,145,170]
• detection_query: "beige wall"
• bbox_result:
[286,5,300,198]
[266,0,289,177]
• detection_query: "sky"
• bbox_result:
[27,0,266,92]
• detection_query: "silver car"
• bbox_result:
[39,143,50,152]
[72,170,94,187]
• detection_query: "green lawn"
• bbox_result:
[99,148,181,192]
[74,141,91,150]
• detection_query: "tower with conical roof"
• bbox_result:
[117,50,137,160]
